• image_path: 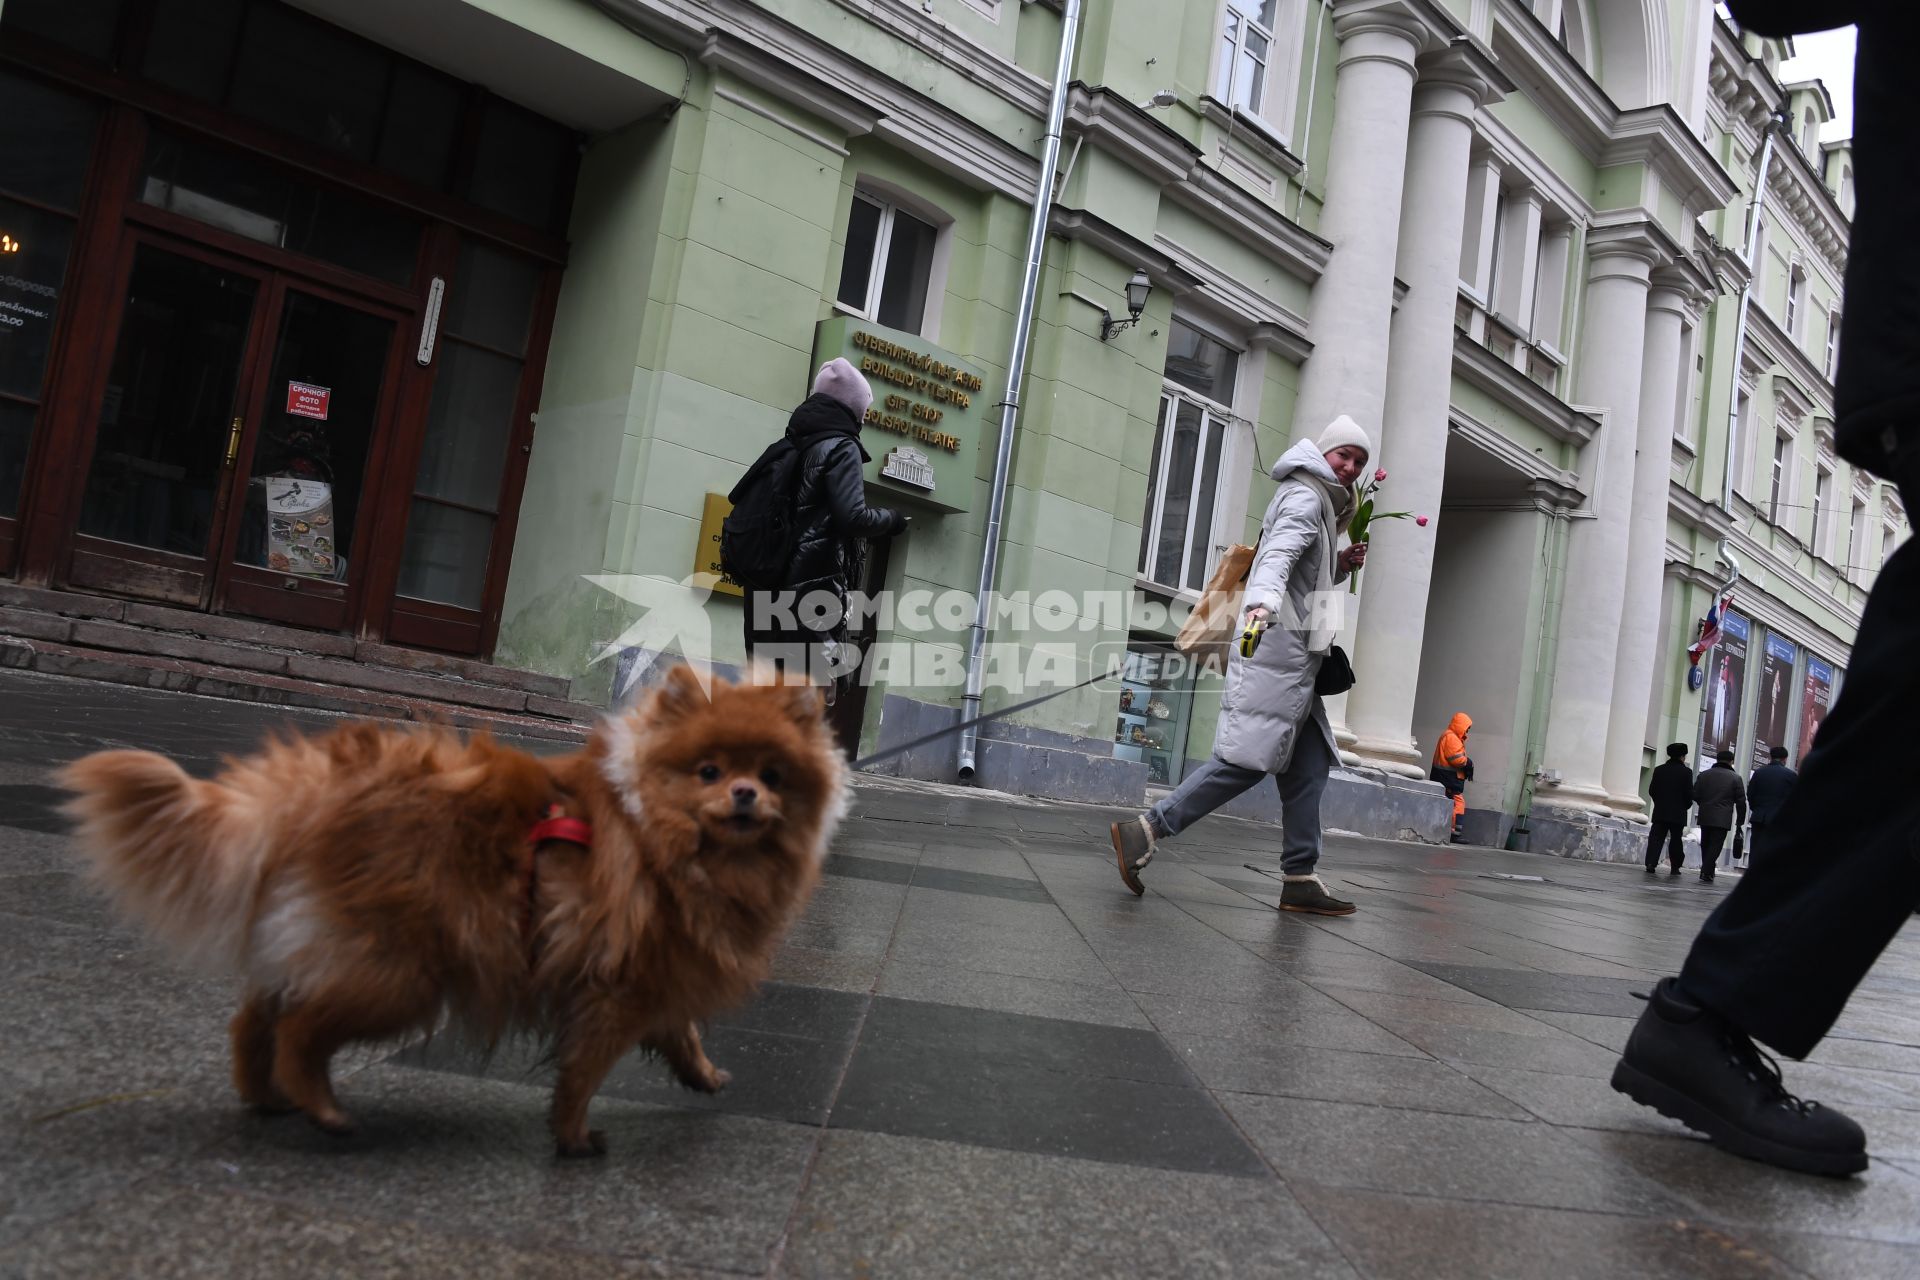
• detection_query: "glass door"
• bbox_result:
[215,284,403,632]
[64,233,406,631]
[67,239,268,604]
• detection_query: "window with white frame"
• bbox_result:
[1531,221,1572,352]
[1769,428,1793,526]
[1488,187,1525,325]
[1458,154,1501,303]
[1801,106,1819,156]
[1674,320,1700,442]
[1884,522,1898,570]
[1813,463,1834,559]
[835,191,939,335]
[1216,0,1294,126]
[1840,165,1855,215]
[1732,389,1752,494]
[1785,263,1807,339]
[1848,494,1866,580]
[1825,308,1842,379]
[1139,317,1242,593]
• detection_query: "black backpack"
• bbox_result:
[720,439,806,590]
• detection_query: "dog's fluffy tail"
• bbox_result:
[57,751,265,970]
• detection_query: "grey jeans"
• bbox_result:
[1145,722,1333,875]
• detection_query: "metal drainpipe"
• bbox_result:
[1717,115,1784,596]
[956,0,1085,782]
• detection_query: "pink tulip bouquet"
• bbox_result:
[1346,468,1428,594]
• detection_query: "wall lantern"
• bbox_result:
[1099,268,1153,341]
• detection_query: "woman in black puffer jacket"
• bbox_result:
[744,358,906,701]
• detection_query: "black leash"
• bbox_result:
[851,670,1111,771]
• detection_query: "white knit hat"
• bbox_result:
[1314,414,1373,461]
[812,357,874,421]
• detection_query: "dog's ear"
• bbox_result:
[647,663,715,725]
[774,680,827,724]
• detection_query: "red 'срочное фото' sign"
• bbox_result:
[286,382,331,420]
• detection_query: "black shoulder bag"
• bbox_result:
[1315,645,1356,696]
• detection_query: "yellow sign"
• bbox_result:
[694,492,743,598]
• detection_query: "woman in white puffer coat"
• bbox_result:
[1109,417,1373,915]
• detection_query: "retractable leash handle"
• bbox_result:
[1238,617,1268,658]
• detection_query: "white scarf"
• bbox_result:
[1294,473,1354,653]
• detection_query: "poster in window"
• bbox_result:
[1751,632,1799,770]
[1798,655,1835,767]
[0,199,76,400]
[1698,609,1749,762]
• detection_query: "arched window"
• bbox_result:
[1802,106,1819,155]
[1557,0,1592,72]
[1840,165,1855,215]
[1785,263,1807,339]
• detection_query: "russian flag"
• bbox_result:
[1687,595,1729,667]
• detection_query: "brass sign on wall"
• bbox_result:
[812,315,985,514]
[693,492,743,598]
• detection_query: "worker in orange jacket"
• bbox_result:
[1431,712,1473,843]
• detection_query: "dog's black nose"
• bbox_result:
[731,783,758,809]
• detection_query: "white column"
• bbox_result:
[1537,224,1664,811]
[1291,2,1433,757]
[1600,277,1693,810]
[1290,5,1430,439]
[1346,51,1506,778]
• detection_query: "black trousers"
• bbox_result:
[742,592,843,680]
[1698,826,1729,880]
[1644,821,1685,872]
[1679,534,1920,1058]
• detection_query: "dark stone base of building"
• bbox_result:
[1194,762,1454,846]
[866,691,1145,808]
[1525,803,1653,863]
[615,674,1457,843]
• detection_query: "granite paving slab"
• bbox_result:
[3,668,1914,1276]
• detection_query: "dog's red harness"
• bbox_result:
[528,805,593,850]
[522,803,592,947]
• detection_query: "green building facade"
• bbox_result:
[1,0,1902,855]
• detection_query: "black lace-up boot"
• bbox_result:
[1612,978,1867,1177]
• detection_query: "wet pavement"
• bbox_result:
[2,668,1918,1278]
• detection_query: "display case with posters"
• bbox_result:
[1109,645,1197,788]
[1698,609,1750,761]
[1798,655,1836,766]
[1751,631,1799,770]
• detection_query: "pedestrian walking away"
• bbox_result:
[1612,0,1920,1180]
[732,358,909,705]
[1429,712,1473,843]
[1690,750,1746,885]
[1745,745,1798,867]
[1108,416,1373,916]
[1645,743,1693,875]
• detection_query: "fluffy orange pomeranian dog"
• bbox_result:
[57,665,846,1157]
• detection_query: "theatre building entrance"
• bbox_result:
[1,0,575,656]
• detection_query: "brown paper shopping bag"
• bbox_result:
[1174,543,1254,675]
